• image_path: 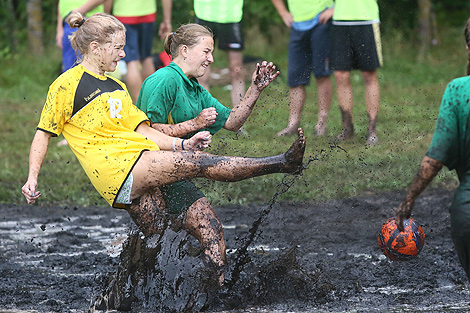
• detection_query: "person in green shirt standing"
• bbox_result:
[271,0,334,137]
[193,0,246,107]
[396,19,470,283]
[136,23,281,284]
[331,0,382,145]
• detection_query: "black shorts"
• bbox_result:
[160,180,205,215]
[195,17,244,51]
[330,23,382,71]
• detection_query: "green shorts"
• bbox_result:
[160,181,205,215]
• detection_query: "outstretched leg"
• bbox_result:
[130,128,306,200]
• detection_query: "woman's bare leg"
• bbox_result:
[130,128,306,200]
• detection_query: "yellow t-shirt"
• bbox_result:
[37,64,159,208]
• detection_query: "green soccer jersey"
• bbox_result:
[287,0,334,23]
[136,62,231,138]
[427,76,470,179]
[333,0,379,21]
[194,0,243,23]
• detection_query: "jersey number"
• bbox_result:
[108,98,123,118]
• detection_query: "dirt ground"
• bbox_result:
[1,187,470,312]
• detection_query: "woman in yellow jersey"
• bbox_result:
[21,12,306,283]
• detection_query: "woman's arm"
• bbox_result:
[224,61,280,131]
[137,122,212,151]
[151,107,219,137]
[22,130,52,204]
[395,156,443,231]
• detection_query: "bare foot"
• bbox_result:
[335,127,354,141]
[283,128,306,173]
[276,126,298,137]
[366,133,379,146]
[314,124,327,136]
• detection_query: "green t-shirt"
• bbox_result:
[112,0,156,17]
[194,0,243,23]
[136,62,231,138]
[333,0,379,21]
[59,0,103,19]
[427,76,470,180]
[287,0,334,23]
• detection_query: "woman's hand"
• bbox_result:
[193,107,218,129]
[252,61,280,92]
[22,179,41,204]
[395,201,413,232]
[186,131,212,151]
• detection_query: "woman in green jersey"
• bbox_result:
[136,23,280,278]
[396,18,470,283]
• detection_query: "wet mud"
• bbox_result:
[1,188,470,312]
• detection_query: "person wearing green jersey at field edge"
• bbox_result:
[330,0,382,146]
[193,0,246,107]
[136,23,280,282]
[271,0,334,137]
[396,18,470,283]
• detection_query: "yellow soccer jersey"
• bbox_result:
[37,64,159,208]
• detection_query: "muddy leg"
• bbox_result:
[126,187,167,237]
[184,197,226,285]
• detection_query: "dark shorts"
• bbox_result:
[160,180,205,215]
[123,22,155,62]
[195,17,244,51]
[330,23,383,71]
[288,21,332,87]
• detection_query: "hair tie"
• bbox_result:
[78,18,86,27]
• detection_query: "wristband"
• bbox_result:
[181,139,185,150]
[172,138,177,151]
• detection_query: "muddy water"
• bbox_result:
[1,188,470,312]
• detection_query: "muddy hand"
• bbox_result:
[395,201,413,232]
[252,61,280,91]
[194,107,218,128]
[22,180,41,204]
[187,131,212,151]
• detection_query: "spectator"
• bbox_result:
[193,0,245,106]
[272,0,334,137]
[330,0,382,145]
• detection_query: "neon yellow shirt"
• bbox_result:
[112,0,156,18]
[37,64,158,208]
[333,0,379,21]
[59,0,103,19]
[287,0,333,23]
[194,0,243,23]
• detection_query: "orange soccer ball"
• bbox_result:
[377,217,425,261]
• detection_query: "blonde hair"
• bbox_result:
[67,12,126,60]
[164,23,213,59]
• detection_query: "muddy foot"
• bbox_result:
[283,128,306,173]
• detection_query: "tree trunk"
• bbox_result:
[26,0,44,54]
[5,0,18,53]
[418,0,431,53]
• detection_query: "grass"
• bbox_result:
[0,25,465,208]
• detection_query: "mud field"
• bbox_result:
[1,187,470,312]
